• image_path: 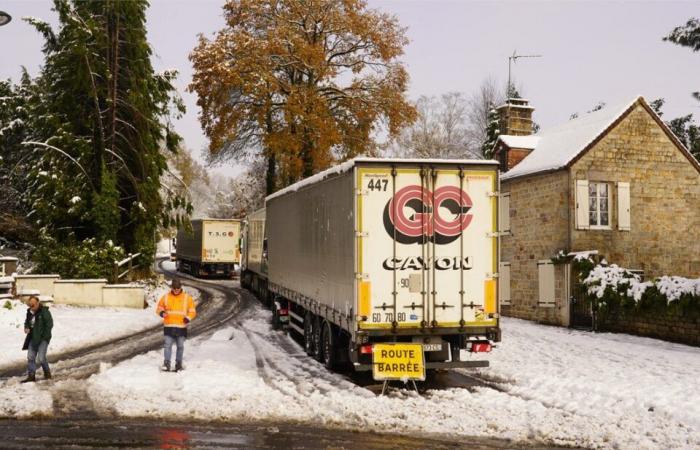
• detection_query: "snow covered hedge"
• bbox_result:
[582,263,700,320]
[33,235,125,279]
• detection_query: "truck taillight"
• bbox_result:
[360,344,373,354]
[468,342,492,353]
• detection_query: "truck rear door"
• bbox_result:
[356,164,498,330]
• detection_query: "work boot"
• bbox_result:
[21,374,36,383]
[161,361,171,372]
[44,370,52,380]
[174,362,183,372]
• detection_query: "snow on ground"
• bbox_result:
[0,281,176,370]
[0,381,53,418]
[87,311,700,449]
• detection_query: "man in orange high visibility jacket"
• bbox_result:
[156,278,196,372]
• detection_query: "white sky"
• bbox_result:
[1,0,698,178]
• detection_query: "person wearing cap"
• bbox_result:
[156,278,196,372]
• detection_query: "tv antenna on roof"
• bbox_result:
[508,50,542,97]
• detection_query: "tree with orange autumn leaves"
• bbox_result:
[189,0,416,194]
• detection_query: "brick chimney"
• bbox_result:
[496,98,534,136]
[493,98,537,172]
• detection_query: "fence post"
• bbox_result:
[112,261,118,284]
[128,253,133,282]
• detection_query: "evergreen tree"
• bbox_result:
[481,106,500,159]
[18,0,185,275]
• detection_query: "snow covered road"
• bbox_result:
[1,270,698,449]
[86,302,700,450]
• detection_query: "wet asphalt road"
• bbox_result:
[0,418,576,450]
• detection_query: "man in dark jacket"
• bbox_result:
[21,296,53,382]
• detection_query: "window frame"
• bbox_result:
[588,181,612,230]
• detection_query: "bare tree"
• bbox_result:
[389,92,481,159]
[466,77,504,156]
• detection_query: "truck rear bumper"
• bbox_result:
[353,360,489,372]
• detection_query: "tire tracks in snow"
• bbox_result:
[0,264,250,418]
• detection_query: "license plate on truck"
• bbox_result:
[372,343,425,381]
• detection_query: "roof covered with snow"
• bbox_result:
[498,135,540,150]
[501,96,642,180]
[266,157,498,202]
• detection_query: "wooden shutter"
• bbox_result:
[499,193,511,233]
[499,262,511,305]
[538,260,555,306]
[617,182,631,231]
[575,180,590,230]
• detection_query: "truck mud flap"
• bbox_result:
[353,360,489,372]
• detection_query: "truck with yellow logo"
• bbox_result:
[246,158,501,378]
[176,219,241,278]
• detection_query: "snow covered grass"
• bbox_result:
[87,312,700,449]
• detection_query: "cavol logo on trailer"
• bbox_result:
[384,185,473,245]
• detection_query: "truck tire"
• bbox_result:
[321,321,338,370]
[303,312,315,356]
[312,316,323,362]
[271,302,281,330]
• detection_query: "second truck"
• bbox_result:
[176,219,241,278]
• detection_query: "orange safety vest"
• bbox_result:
[156,291,197,328]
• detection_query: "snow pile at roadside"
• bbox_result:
[87,312,700,449]
[0,298,161,370]
[0,381,53,418]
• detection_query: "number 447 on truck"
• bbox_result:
[241,158,501,382]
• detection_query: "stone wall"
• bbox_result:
[571,103,700,278]
[500,171,570,325]
[598,313,700,347]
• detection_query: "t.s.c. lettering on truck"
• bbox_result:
[241,158,500,380]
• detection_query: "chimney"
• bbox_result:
[496,98,534,136]
[493,98,537,172]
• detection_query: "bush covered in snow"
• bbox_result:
[33,235,125,279]
[582,263,700,321]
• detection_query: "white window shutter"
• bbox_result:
[575,180,590,230]
[499,262,511,305]
[538,260,555,306]
[499,193,511,233]
[617,182,631,231]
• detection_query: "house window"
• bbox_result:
[588,182,611,229]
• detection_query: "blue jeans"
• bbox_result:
[164,335,185,365]
[27,340,50,375]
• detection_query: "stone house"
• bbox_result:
[494,96,700,327]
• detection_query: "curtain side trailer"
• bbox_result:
[263,158,501,372]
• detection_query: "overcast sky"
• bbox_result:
[1,0,698,178]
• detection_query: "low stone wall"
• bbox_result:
[599,314,700,347]
[14,275,61,297]
[54,279,107,307]
[103,285,145,308]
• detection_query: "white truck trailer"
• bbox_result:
[245,158,501,377]
[176,219,241,278]
[240,208,270,303]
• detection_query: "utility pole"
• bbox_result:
[507,50,542,97]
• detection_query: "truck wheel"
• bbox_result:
[303,313,314,356]
[271,303,281,330]
[321,321,338,370]
[312,316,323,362]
